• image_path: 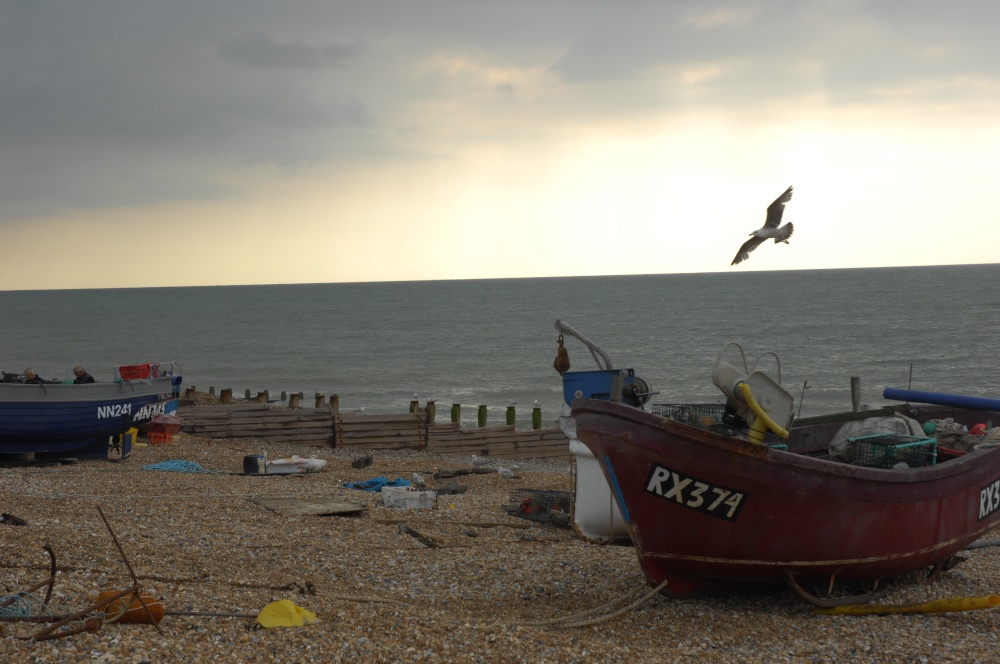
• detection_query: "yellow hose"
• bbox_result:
[814,595,1000,616]
[738,382,789,442]
[748,414,768,445]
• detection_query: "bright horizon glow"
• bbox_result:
[2,2,999,291]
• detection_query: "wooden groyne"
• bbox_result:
[176,400,570,460]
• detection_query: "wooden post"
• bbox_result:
[245,389,252,400]
[288,393,300,409]
[477,405,487,428]
[315,394,325,408]
[409,399,419,413]
[451,403,460,423]
[330,394,340,416]
[255,390,268,404]
[280,391,287,401]
[220,388,232,404]
[506,404,516,426]
[426,400,436,424]
[532,405,542,430]
[184,387,196,399]
[851,377,861,412]
[208,386,215,395]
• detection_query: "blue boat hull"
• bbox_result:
[0,377,181,459]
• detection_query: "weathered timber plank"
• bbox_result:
[191,407,272,418]
[426,429,517,442]
[337,440,422,450]
[263,436,333,445]
[337,435,425,445]
[262,421,333,433]
[336,426,424,437]
[338,413,426,424]
[510,436,568,447]
[188,419,332,431]
[184,427,332,441]
[337,431,426,440]
[427,423,462,433]
[187,412,332,425]
[337,421,426,433]
[426,433,563,447]
[182,404,269,413]
[492,450,569,460]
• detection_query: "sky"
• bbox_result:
[2,0,999,291]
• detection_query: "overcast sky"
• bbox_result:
[2,0,998,290]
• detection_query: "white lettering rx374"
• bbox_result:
[644,464,747,522]
[979,478,1000,520]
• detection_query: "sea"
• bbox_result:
[2,264,999,428]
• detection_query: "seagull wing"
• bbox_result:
[763,186,793,229]
[731,236,765,265]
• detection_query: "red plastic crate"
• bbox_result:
[118,364,152,380]
[148,432,174,445]
[151,414,183,435]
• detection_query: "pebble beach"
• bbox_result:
[3,425,1000,663]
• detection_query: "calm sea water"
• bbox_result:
[2,265,999,427]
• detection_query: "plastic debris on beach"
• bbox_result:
[256,599,318,629]
[266,455,327,473]
[342,476,411,491]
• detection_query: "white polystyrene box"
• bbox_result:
[382,486,437,509]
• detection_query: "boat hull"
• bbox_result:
[0,377,181,458]
[572,398,1000,596]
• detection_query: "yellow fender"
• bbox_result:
[815,595,1000,616]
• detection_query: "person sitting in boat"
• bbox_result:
[22,368,45,384]
[72,365,96,384]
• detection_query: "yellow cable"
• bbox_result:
[814,595,1000,616]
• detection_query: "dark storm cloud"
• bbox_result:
[550,1,1000,107]
[0,1,373,219]
[2,0,999,223]
[218,33,358,69]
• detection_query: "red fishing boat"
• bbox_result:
[570,343,1000,598]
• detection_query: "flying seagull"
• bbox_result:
[730,186,794,266]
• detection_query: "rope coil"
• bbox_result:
[0,592,51,619]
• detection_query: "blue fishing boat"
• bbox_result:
[0,363,182,459]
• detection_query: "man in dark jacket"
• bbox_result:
[23,369,45,384]
[73,366,96,384]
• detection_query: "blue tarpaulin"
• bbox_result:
[342,475,411,491]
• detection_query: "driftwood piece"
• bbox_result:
[433,468,496,479]
[397,524,441,549]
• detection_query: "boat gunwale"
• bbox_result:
[572,397,1000,490]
